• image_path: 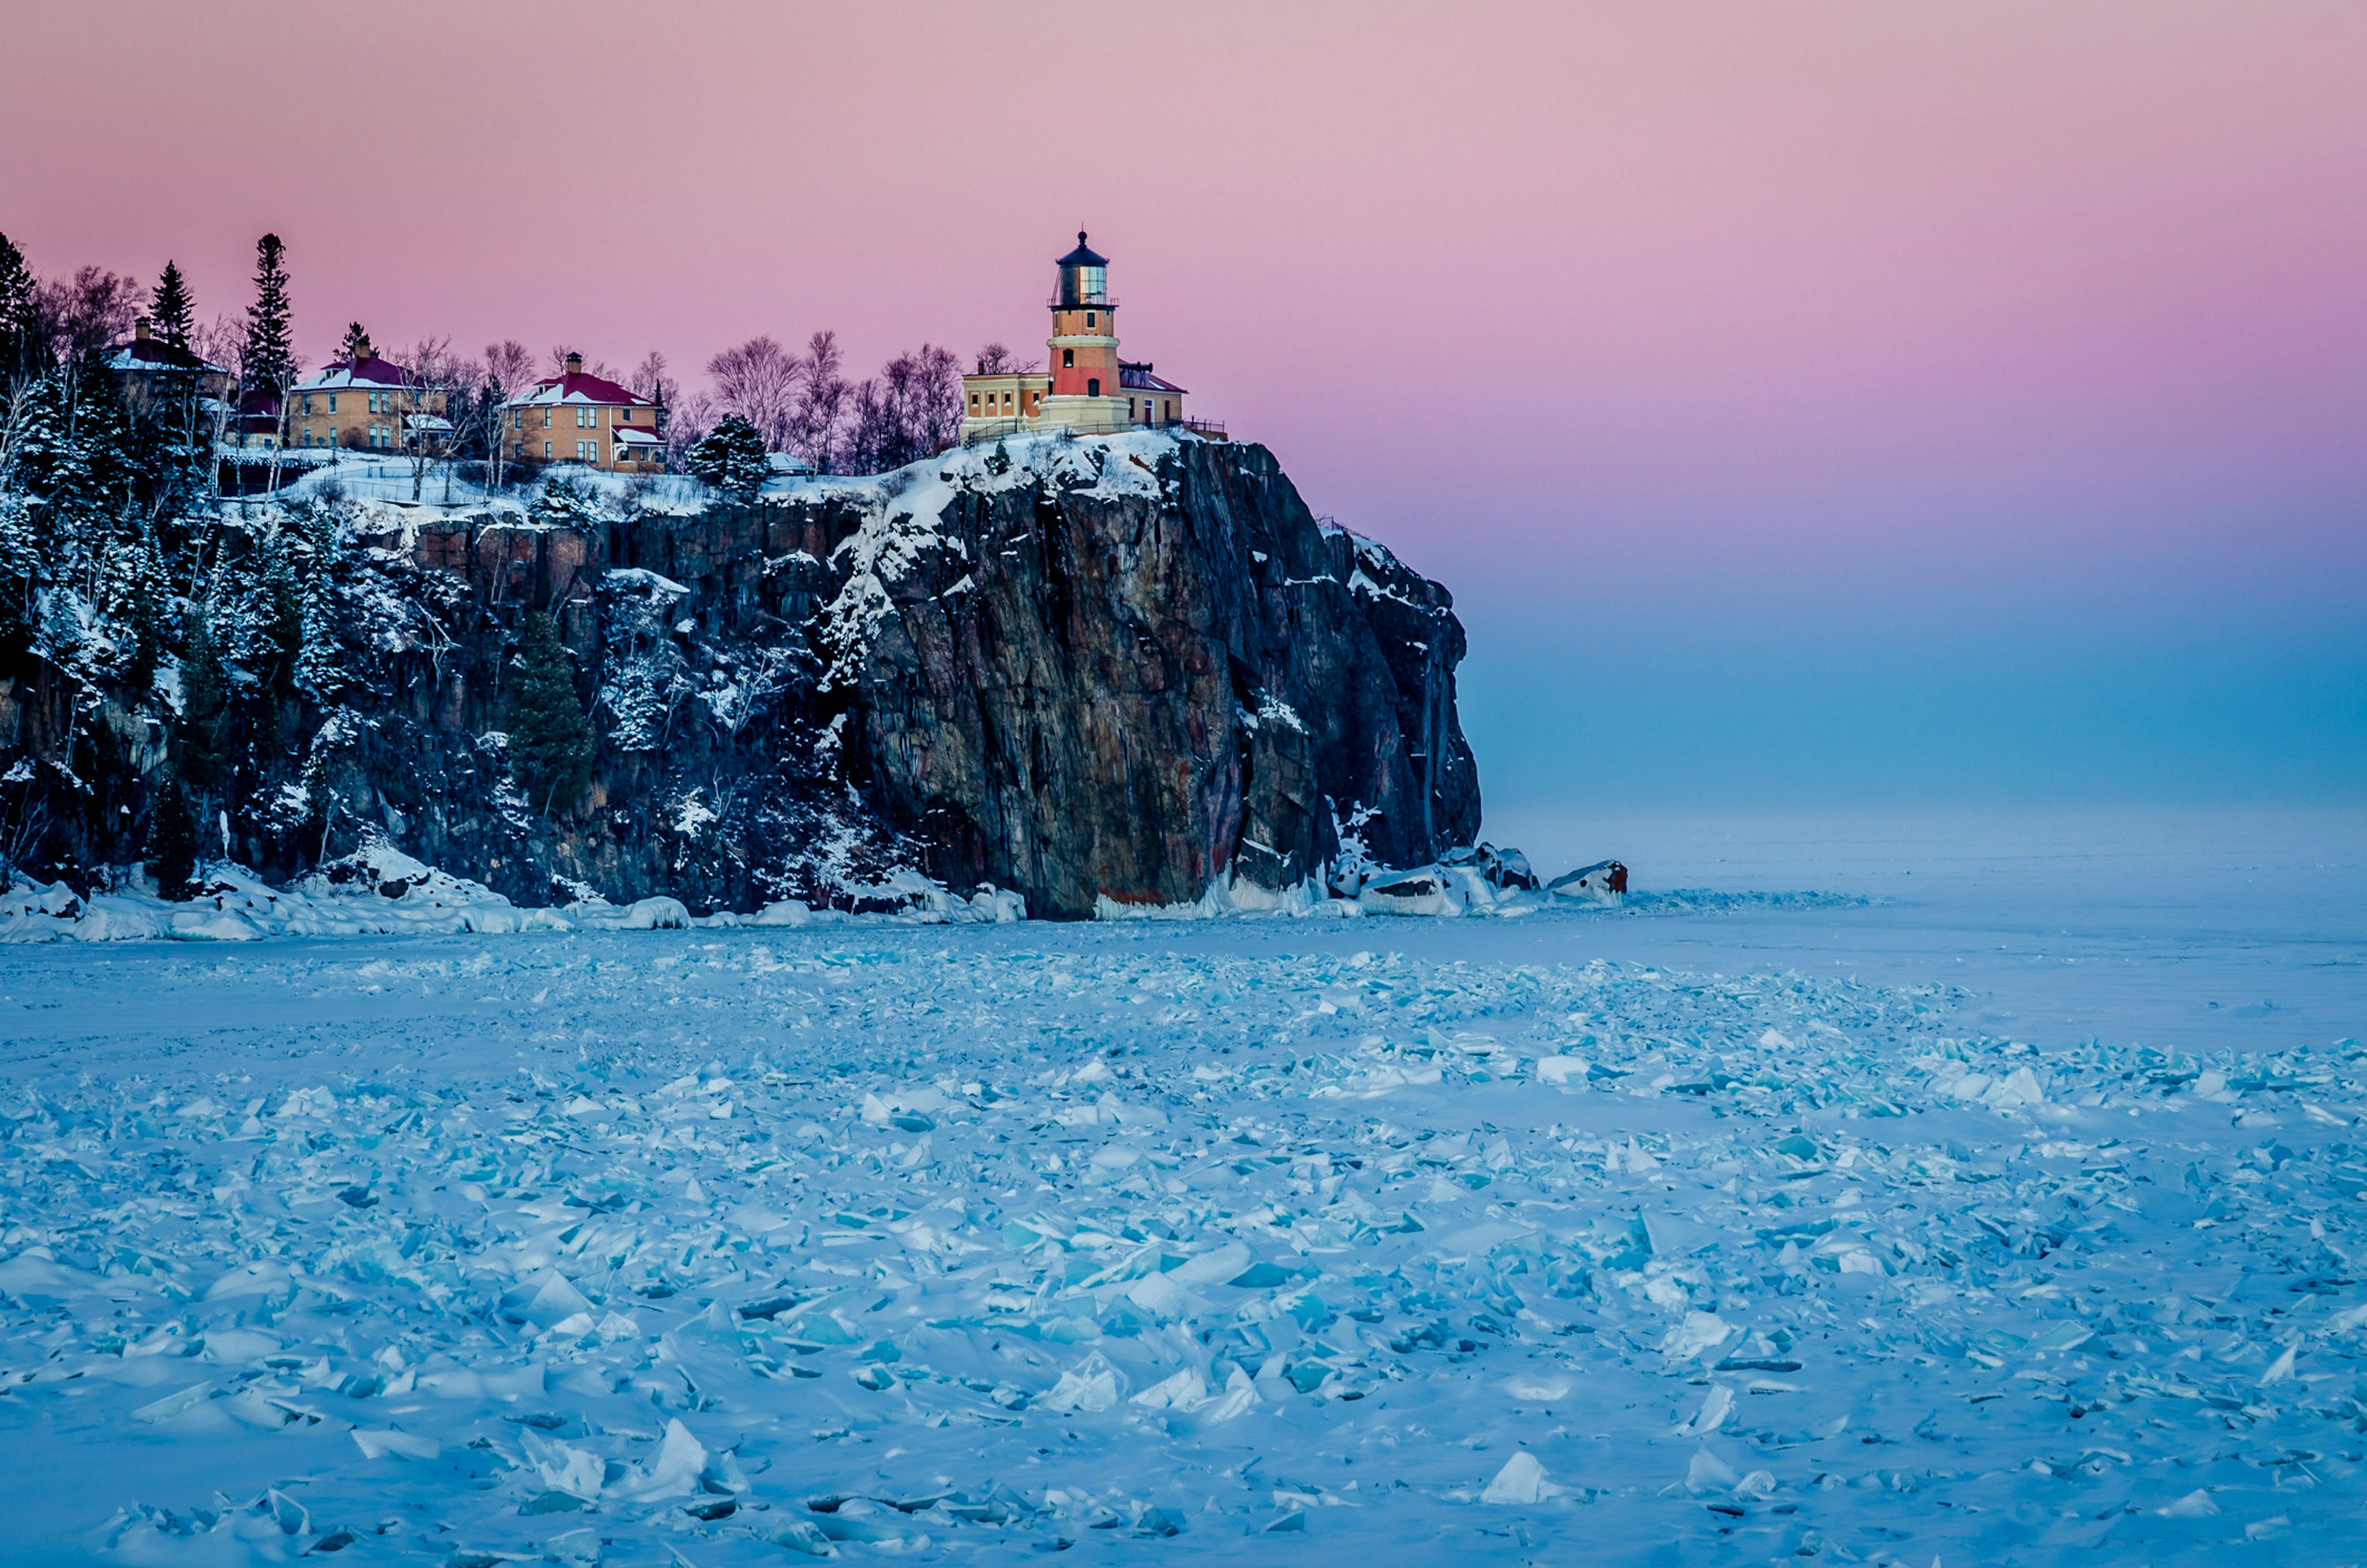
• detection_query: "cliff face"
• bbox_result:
[0,433,1480,918]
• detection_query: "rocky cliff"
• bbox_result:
[0,431,1481,918]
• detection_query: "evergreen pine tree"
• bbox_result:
[0,496,38,658]
[337,322,369,364]
[241,234,295,398]
[179,606,231,792]
[256,529,305,696]
[531,476,603,528]
[65,352,139,520]
[685,415,769,497]
[0,233,37,386]
[504,613,594,814]
[296,558,345,701]
[147,769,198,900]
[150,262,194,350]
[0,229,36,383]
[97,531,168,690]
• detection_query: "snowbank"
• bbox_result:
[0,842,1028,944]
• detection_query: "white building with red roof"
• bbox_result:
[505,353,664,474]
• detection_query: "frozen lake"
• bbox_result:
[1,807,2361,1565]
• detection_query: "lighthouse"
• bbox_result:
[959,232,1198,442]
[1042,232,1124,419]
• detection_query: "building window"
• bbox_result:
[302,394,313,415]
[1085,312,1095,328]
[1087,377,1100,398]
[1062,349,1074,369]
[511,409,522,430]
[1163,400,1172,420]
[544,441,552,459]
[1127,398,1135,419]
[969,394,979,410]
[328,393,338,414]
[542,409,552,428]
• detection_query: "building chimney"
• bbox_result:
[353,335,371,364]
[134,316,152,341]
[565,352,583,377]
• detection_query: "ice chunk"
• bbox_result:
[1676,1382,1735,1435]
[1661,1310,1738,1364]
[2259,1344,2297,1385]
[1481,1451,1553,1504]
[611,1419,708,1501]
[1501,1374,1571,1402]
[1686,1447,1740,1495]
[351,1427,439,1461]
[2159,1488,2220,1518]
[521,1429,603,1498]
[1168,1241,1252,1286]
[508,1272,594,1329]
[131,1382,213,1423]
[1535,1056,1588,1085]
[1131,1368,1213,1412]
[1039,1351,1126,1413]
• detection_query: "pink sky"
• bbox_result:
[7,2,2363,799]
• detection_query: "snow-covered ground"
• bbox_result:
[1,807,2361,1566]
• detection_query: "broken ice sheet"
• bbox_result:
[0,896,2358,1564]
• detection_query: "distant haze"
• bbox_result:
[6,1,2360,812]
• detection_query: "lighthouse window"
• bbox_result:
[1062,349,1074,369]
[1088,377,1100,398]
[1086,312,1096,328]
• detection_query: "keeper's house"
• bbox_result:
[287,335,451,452]
[504,354,664,473]
[960,234,1208,442]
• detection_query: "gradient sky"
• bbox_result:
[5,1,2361,814]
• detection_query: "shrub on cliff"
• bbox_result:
[505,614,594,814]
[686,415,769,497]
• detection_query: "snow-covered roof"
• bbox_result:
[403,414,454,433]
[507,369,653,410]
[292,353,425,393]
[105,338,229,377]
[610,427,663,447]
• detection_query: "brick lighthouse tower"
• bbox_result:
[1037,232,1129,430]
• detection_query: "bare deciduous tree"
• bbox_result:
[393,336,463,502]
[35,267,142,361]
[790,330,848,474]
[664,390,714,472]
[480,340,537,491]
[706,336,798,452]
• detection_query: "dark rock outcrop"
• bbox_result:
[0,433,1481,918]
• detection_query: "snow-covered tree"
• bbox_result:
[96,529,170,690]
[0,495,38,657]
[295,514,346,700]
[686,415,767,496]
[533,476,603,529]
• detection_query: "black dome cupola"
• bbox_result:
[1055,231,1111,307]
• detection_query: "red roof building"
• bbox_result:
[504,353,664,473]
